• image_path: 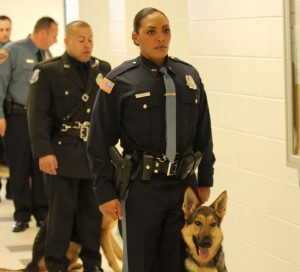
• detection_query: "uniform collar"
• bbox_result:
[62,52,90,69]
[0,40,12,49]
[26,35,41,56]
[139,54,175,77]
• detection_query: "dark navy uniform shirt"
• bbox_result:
[28,52,111,179]
[87,55,215,205]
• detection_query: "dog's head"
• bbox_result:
[181,187,227,266]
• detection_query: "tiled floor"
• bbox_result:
[0,176,123,271]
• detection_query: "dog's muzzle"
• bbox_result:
[193,235,212,260]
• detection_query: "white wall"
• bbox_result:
[4,0,300,271]
[188,0,300,271]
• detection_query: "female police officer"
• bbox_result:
[87,7,215,272]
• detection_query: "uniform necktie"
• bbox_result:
[36,50,43,62]
[159,66,176,161]
[77,63,88,87]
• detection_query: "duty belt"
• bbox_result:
[141,153,180,180]
[60,121,90,142]
[152,156,178,176]
[10,104,27,115]
[140,150,202,181]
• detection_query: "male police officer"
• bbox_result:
[0,17,58,232]
[0,15,12,200]
[0,15,12,48]
[28,21,111,272]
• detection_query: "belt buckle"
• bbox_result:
[79,121,90,142]
[167,161,178,176]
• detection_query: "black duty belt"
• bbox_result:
[8,104,27,115]
[3,97,27,115]
[140,150,202,181]
[60,121,90,142]
[150,155,178,176]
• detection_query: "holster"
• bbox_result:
[3,97,14,115]
[109,146,136,200]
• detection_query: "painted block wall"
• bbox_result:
[188,0,300,271]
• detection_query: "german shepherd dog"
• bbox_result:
[0,214,123,272]
[181,187,228,272]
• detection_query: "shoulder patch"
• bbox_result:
[0,49,9,64]
[30,69,41,84]
[100,78,115,94]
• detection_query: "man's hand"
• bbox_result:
[0,118,7,137]
[99,199,122,221]
[39,155,58,175]
[198,187,211,205]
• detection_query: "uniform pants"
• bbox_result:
[44,175,102,272]
[124,175,197,272]
[0,136,12,198]
[4,115,47,221]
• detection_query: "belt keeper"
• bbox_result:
[141,154,154,181]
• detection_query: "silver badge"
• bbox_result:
[30,69,40,84]
[92,59,100,68]
[96,73,104,86]
[186,75,197,90]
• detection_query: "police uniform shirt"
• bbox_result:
[0,36,52,118]
[87,55,215,205]
[0,40,12,49]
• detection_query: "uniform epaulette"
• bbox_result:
[38,56,60,67]
[108,58,139,78]
[45,56,60,63]
[168,56,193,68]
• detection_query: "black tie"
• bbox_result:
[77,63,88,87]
[36,50,43,62]
[159,66,176,162]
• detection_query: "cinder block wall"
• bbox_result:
[188,1,300,271]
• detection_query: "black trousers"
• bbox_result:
[44,175,102,272]
[124,175,197,272]
[4,115,47,221]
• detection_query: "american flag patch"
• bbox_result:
[100,78,115,94]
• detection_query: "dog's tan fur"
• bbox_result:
[0,214,123,272]
[181,187,227,272]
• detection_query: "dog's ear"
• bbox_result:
[182,187,200,220]
[210,191,227,220]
